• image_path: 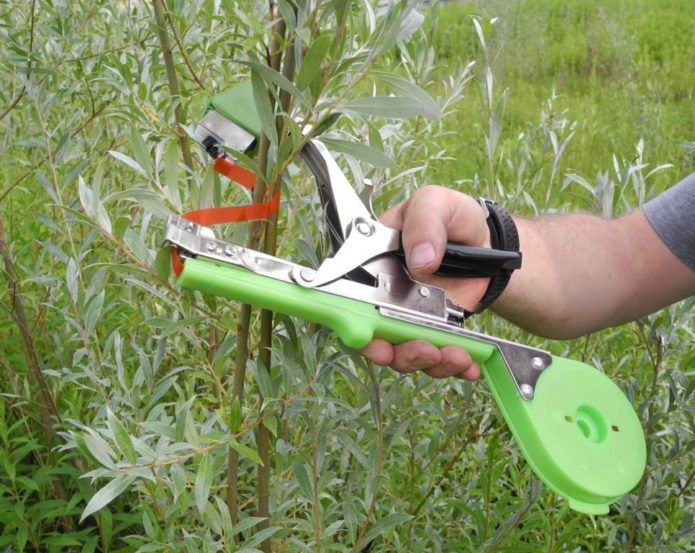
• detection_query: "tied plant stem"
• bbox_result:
[227,5,295,550]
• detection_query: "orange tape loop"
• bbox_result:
[212,156,256,189]
[174,158,281,273]
[181,190,281,226]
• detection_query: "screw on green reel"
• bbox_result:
[482,348,646,514]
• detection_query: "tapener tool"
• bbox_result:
[162,85,646,515]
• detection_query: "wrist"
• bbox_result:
[469,199,521,315]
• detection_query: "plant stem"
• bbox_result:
[0,214,60,446]
[626,323,663,553]
[164,8,207,90]
[227,303,252,529]
[151,0,194,174]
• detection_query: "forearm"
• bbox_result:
[492,209,695,338]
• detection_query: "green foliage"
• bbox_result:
[429,0,695,193]
[0,1,692,552]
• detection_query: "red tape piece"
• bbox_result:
[181,190,281,226]
[172,157,281,275]
[212,156,256,189]
[171,246,184,276]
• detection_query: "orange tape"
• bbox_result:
[173,157,281,274]
[181,190,281,226]
[212,156,256,189]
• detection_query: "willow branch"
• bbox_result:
[152,0,194,173]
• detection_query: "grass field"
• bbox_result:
[427,0,694,210]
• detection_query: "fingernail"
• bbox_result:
[409,242,435,269]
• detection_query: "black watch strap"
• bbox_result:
[469,199,521,315]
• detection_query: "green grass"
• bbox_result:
[427,0,695,206]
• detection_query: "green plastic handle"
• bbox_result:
[179,256,646,515]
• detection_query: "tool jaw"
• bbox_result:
[163,215,453,324]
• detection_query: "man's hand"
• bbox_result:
[360,186,493,380]
[361,180,695,381]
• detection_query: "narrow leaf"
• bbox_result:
[229,396,241,433]
[231,516,266,537]
[321,138,395,168]
[229,439,263,466]
[130,128,152,174]
[195,453,213,515]
[339,96,430,120]
[362,513,412,544]
[80,473,136,522]
[84,290,105,336]
[263,415,278,437]
[83,431,117,469]
[109,151,148,178]
[242,526,282,549]
[154,247,171,283]
[296,34,332,92]
[251,69,278,147]
[106,408,137,464]
[66,258,79,304]
[163,140,181,209]
[171,462,187,501]
[377,74,442,120]
[242,60,309,108]
[292,460,313,499]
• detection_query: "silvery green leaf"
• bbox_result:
[106,408,137,464]
[335,433,368,469]
[263,414,277,437]
[171,462,187,501]
[130,128,151,174]
[66,258,79,304]
[292,460,313,499]
[277,0,296,32]
[253,363,273,401]
[242,59,310,108]
[362,513,412,544]
[229,396,241,434]
[107,189,171,220]
[321,138,395,168]
[130,436,158,461]
[229,439,263,466]
[195,453,213,515]
[377,74,442,121]
[83,431,117,469]
[84,290,105,336]
[40,241,69,264]
[80,473,136,522]
[109,150,148,178]
[36,169,59,204]
[163,140,181,209]
[296,33,332,92]
[251,69,278,147]
[242,526,281,549]
[231,516,266,538]
[397,8,425,42]
[338,96,430,120]
[78,177,94,217]
[153,246,171,283]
